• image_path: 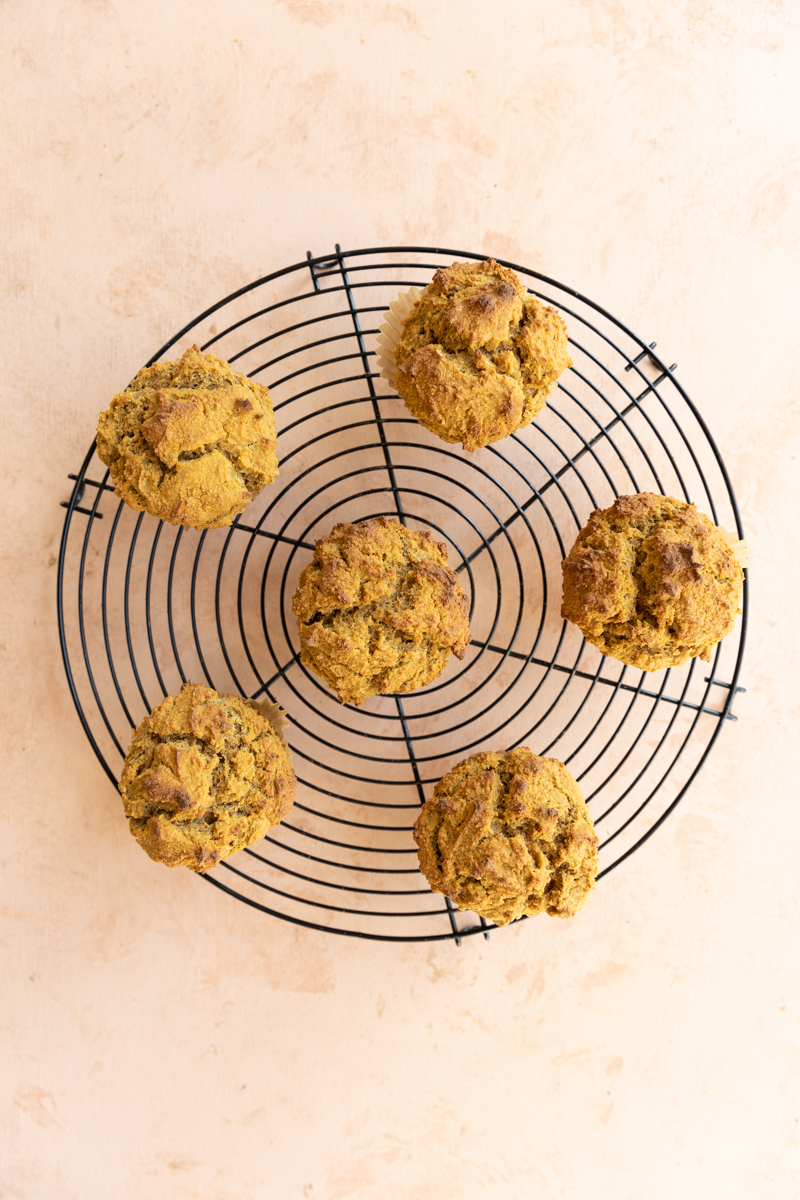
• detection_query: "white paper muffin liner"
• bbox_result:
[375,286,426,387]
[718,527,749,569]
[246,698,290,745]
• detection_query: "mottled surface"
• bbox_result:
[395,259,571,451]
[2,3,799,1198]
[292,516,470,705]
[415,749,598,925]
[119,683,296,872]
[97,346,278,528]
[562,492,744,670]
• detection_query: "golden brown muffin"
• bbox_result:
[119,683,296,873]
[561,492,744,671]
[393,259,572,452]
[292,516,470,707]
[96,345,278,529]
[414,748,598,926]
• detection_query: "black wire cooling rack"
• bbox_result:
[57,245,748,944]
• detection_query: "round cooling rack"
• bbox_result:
[57,246,748,944]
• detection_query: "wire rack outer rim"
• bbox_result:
[56,244,749,944]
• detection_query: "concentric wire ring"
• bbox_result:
[57,246,747,943]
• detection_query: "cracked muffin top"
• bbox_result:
[561,492,744,671]
[414,748,598,926]
[119,683,296,872]
[393,259,572,452]
[96,345,278,529]
[291,516,471,707]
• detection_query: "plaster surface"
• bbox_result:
[2,2,798,1197]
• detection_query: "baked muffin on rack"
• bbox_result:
[119,683,295,873]
[96,345,278,529]
[292,516,470,707]
[414,748,598,926]
[561,492,746,671]
[376,259,572,452]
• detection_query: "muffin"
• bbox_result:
[292,516,470,706]
[119,683,296,872]
[377,259,572,452]
[561,492,745,671]
[96,345,278,529]
[414,748,598,926]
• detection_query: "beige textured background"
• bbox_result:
[2,1,799,1197]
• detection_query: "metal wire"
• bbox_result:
[57,245,748,943]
